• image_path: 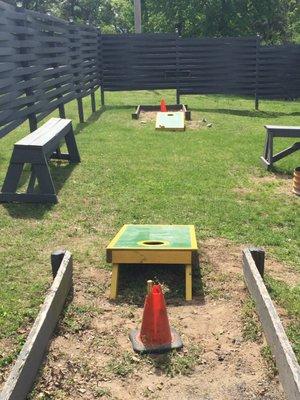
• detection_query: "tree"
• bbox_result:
[3,0,300,43]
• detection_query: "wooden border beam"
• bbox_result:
[243,248,300,400]
[0,250,73,400]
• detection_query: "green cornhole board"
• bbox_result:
[106,224,198,301]
[155,111,185,131]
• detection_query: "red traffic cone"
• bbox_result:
[129,281,183,354]
[160,98,167,112]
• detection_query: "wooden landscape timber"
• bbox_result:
[243,248,300,400]
[132,104,191,120]
[0,250,73,400]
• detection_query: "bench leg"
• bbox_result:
[110,264,119,299]
[0,160,57,203]
[26,166,36,193]
[263,132,269,160]
[261,132,273,169]
[267,133,273,166]
[34,162,56,196]
[65,126,81,163]
[1,162,24,193]
[185,264,192,301]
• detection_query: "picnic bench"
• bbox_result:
[261,125,300,169]
[0,118,80,203]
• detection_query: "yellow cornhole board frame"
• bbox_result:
[106,224,198,301]
[155,111,185,131]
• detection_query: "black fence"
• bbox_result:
[258,44,300,99]
[0,1,99,138]
[100,33,178,91]
[0,0,300,139]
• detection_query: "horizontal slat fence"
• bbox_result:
[258,44,300,99]
[0,1,100,138]
[0,0,300,139]
[101,34,178,91]
[177,36,258,96]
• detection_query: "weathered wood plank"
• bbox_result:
[242,248,300,400]
[0,251,73,400]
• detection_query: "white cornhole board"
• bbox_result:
[155,111,185,131]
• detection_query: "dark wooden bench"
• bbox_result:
[0,118,80,203]
[261,125,300,169]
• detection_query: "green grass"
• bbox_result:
[241,297,262,342]
[0,91,299,368]
[145,344,202,377]
[106,352,136,377]
[265,276,300,361]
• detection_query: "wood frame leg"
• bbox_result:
[110,264,119,299]
[65,126,81,163]
[185,264,192,301]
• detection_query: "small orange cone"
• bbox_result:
[160,98,167,112]
[129,281,183,353]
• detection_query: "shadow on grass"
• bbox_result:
[74,104,136,135]
[74,106,107,136]
[1,162,76,219]
[267,166,295,177]
[116,255,204,307]
[191,108,300,119]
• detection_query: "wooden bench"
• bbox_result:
[0,118,80,203]
[261,125,300,169]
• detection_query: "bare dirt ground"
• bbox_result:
[5,237,292,399]
[138,111,209,130]
[251,174,295,197]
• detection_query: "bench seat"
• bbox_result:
[0,118,80,203]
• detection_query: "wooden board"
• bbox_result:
[0,251,73,400]
[155,112,185,131]
[243,249,300,400]
[107,224,197,250]
[106,224,197,264]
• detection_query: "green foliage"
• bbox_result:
[106,352,136,377]
[261,345,278,376]
[145,345,202,377]
[3,0,300,43]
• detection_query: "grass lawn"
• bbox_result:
[0,90,299,372]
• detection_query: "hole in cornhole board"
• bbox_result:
[139,240,169,246]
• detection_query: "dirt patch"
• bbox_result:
[138,111,157,123]
[203,237,299,286]
[137,111,209,130]
[2,238,297,399]
[251,174,294,196]
[266,258,300,286]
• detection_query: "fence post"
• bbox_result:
[101,88,105,106]
[175,34,180,105]
[91,92,96,112]
[255,35,261,111]
[77,98,84,123]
